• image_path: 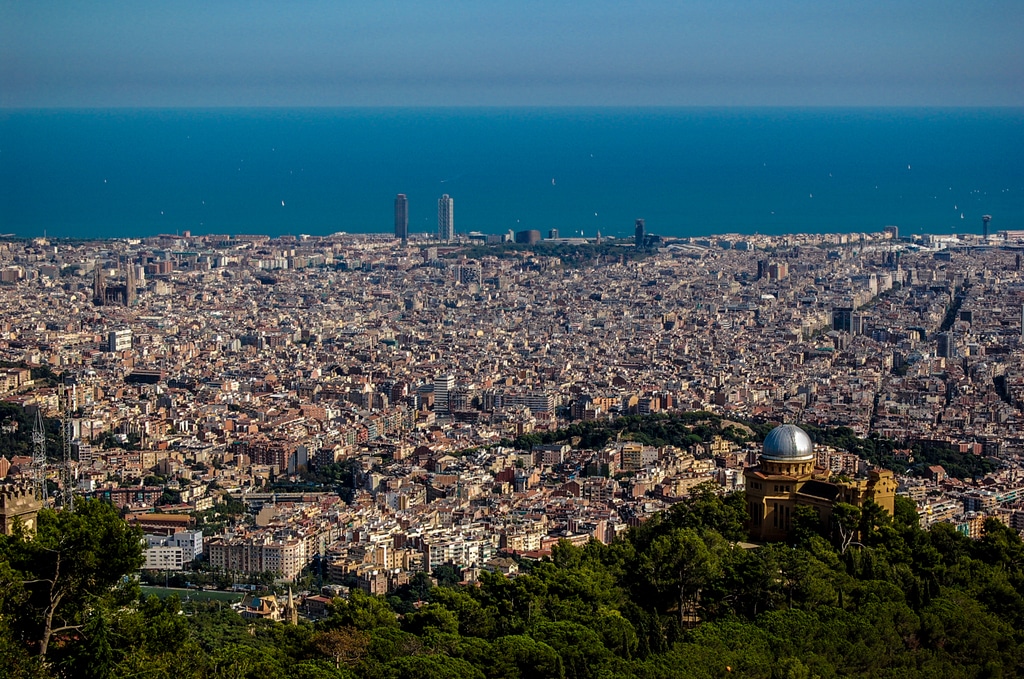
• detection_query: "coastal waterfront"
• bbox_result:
[2,107,1021,240]
[7,0,1024,673]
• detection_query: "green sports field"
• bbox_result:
[140,586,244,603]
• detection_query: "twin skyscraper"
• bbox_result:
[394,193,454,243]
[437,194,454,242]
[394,193,408,242]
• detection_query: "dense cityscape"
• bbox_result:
[3,218,1024,676]
[3,216,1024,558]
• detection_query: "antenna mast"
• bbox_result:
[59,380,76,511]
[31,408,48,502]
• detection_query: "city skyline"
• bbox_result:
[4,1,1024,673]
[1,193,1023,674]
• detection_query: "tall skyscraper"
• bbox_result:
[832,307,854,334]
[936,332,954,359]
[768,261,788,280]
[635,219,646,249]
[394,194,409,242]
[434,374,455,415]
[438,194,454,242]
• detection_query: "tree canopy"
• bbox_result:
[4,488,1024,677]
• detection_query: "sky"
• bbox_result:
[1,0,1022,108]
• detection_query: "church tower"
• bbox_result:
[126,257,137,306]
[93,265,106,306]
[284,587,298,625]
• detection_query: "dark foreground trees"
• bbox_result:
[4,490,1024,677]
[0,500,143,661]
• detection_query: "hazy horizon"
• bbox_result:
[3,1,1022,109]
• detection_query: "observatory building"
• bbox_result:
[744,424,896,542]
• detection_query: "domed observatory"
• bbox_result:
[760,424,816,475]
[744,424,896,542]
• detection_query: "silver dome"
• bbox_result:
[762,424,815,461]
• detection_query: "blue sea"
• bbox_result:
[1,108,1021,240]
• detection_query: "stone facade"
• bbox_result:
[0,484,42,535]
[745,425,896,542]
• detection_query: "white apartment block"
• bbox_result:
[143,530,204,570]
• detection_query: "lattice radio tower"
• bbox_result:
[59,381,76,511]
[31,408,48,502]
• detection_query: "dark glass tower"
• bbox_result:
[394,194,409,242]
[438,194,454,242]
